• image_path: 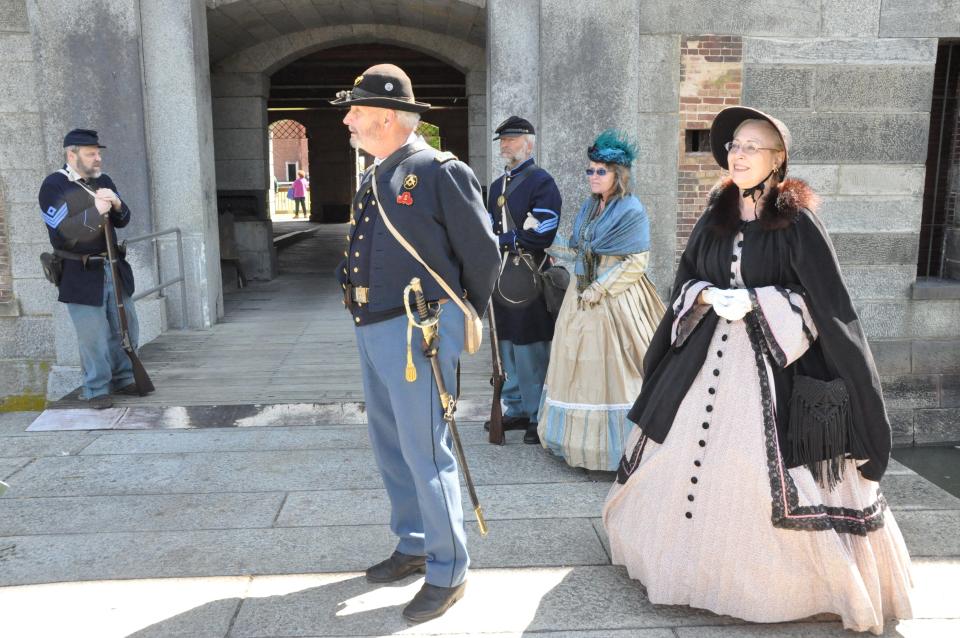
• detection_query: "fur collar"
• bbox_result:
[705,177,819,235]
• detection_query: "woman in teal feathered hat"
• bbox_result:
[536,129,666,471]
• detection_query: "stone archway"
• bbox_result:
[208,23,486,281]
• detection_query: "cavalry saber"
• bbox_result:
[103,216,154,395]
[486,301,506,445]
[404,278,488,536]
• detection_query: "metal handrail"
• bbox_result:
[122,227,187,328]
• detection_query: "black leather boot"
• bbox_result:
[365,551,426,583]
[523,423,541,444]
[482,415,530,432]
[402,581,466,622]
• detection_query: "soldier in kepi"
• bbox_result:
[332,64,499,622]
[37,129,141,409]
[486,116,562,444]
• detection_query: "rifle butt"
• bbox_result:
[126,349,155,395]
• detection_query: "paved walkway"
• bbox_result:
[53,223,491,410]
[3,225,958,637]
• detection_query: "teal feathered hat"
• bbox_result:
[587,129,637,167]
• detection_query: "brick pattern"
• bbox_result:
[0,198,11,303]
[676,36,743,263]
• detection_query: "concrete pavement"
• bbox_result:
[3,225,959,637]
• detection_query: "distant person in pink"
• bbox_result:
[292,169,309,218]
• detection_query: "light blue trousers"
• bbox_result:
[499,339,551,423]
[355,303,469,588]
[65,265,139,400]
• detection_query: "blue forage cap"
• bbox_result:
[587,129,636,167]
[63,128,106,148]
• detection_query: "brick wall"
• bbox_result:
[676,36,742,262]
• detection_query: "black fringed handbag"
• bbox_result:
[786,373,853,490]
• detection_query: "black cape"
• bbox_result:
[629,178,892,481]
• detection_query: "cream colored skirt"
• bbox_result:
[538,274,664,471]
[602,319,913,634]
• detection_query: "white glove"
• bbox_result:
[579,284,603,306]
[522,212,539,231]
[708,288,752,321]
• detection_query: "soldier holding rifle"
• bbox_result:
[38,129,148,409]
[486,116,562,444]
[332,65,499,622]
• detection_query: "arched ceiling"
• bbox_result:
[205,0,486,63]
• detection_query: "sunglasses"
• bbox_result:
[585,168,609,176]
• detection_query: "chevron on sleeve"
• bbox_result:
[42,202,68,229]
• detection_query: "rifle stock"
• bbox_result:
[103,216,154,396]
[486,301,505,445]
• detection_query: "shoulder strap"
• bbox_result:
[371,167,473,318]
[499,162,537,233]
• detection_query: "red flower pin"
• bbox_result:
[396,192,414,206]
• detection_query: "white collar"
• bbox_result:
[59,163,85,182]
[374,132,421,166]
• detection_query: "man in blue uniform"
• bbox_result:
[38,129,139,409]
[486,116,562,444]
[331,64,499,622]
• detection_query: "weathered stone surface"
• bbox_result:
[831,233,917,266]
[912,340,960,374]
[894,509,960,557]
[0,457,30,481]
[0,1,28,31]
[881,374,940,410]
[215,158,270,190]
[212,96,267,130]
[637,34,680,112]
[744,37,937,65]
[787,113,929,164]
[869,340,913,375]
[276,482,611,528]
[881,473,960,511]
[0,315,54,359]
[942,375,960,408]
[742,66,813,110]
[0,112,44,171]
[0,492,285,536]
[837,164,926,196]
[843,266,916,301]
[8,443,589,498]
[0,431,94,459]
[0,411,37,435]
[821,0,881,37]
[888,408,915,446]
[539,0,640,215]
[0,518,606,587]
[210,71,270,98]
[638,0,820,36]
[0,62,37,112]
[818,197,921,234]
[857,300,960,339]
[879,0,960,37]
[813,65,935,112]
[212,127,267,161]
[915,409,960,444]
[788,164,839,194]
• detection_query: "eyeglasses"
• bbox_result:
[725,141,780,155]
[585,168,609,176]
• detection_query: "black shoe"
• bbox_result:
[402,582,466,623]
[365,551,426,583]
[482,415,530,432]
[115,383,141,396]
[87,395,113,410]
[523,423,541,445]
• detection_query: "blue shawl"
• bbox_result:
[570,194,650,277]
